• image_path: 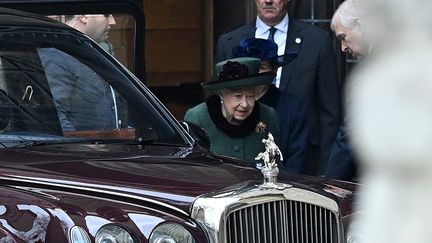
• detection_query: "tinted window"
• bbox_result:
[0,29,186,147]
[47,14,136,72]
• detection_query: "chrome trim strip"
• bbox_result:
[282,200,287,242]
[0,175,188,216]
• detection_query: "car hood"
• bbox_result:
[0,143,357,216]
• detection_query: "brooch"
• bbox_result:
[255,121,267,134]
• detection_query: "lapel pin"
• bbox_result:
[295,38,302,44]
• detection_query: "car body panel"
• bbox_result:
[0,183,207,242]
[0,143,357,216]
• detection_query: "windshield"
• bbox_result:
[0,28,187,148]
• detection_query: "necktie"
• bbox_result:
[267,27,278,85]
[268,27,277,43]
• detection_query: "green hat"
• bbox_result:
[202,57,275,92]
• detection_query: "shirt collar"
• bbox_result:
[256,14,289,36]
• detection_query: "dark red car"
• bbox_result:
[0,3,359,243]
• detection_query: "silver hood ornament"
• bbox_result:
[255,133,288,190]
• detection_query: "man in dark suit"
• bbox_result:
[215,0,341,175]
[40,14,123,131]
[325,0,366,181]
[260,85,308,173]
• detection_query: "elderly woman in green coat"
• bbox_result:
[184,57,280,164]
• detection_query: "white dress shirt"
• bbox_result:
[255,14,289,88]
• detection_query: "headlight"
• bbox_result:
[346,220,364,243]
[70,226,91,243]
[95,224,135,243]
[149,222,196,243]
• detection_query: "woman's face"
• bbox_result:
[220,88,256,124]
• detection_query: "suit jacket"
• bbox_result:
[325,125,358,181]
[215,18,341,175]
[39,48,118,132]
[260,85,308,174]
[184,102,279,164]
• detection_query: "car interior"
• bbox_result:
[0,38,185,145]
[0,46,63,136]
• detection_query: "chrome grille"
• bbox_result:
[226,200,339,243]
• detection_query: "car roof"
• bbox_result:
[0,0,143,16]
[0,6,74,30]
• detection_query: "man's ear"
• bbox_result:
[76,15,88,24]
[355,17,362,30]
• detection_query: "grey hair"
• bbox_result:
[331,0,363,31]
[219,84,270,100]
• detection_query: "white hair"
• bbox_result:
[219,85,267,99]
[331,0,364,31]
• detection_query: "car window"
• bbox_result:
[0,29,186,147]
[47,14,136,73]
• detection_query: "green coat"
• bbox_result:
[184,102,279,163]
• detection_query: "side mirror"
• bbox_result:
[180,121,210,150]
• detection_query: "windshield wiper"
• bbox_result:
[126,137,154,145]
[3,137,185,148]
[13,137,94,148]
[16,140,47,148]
